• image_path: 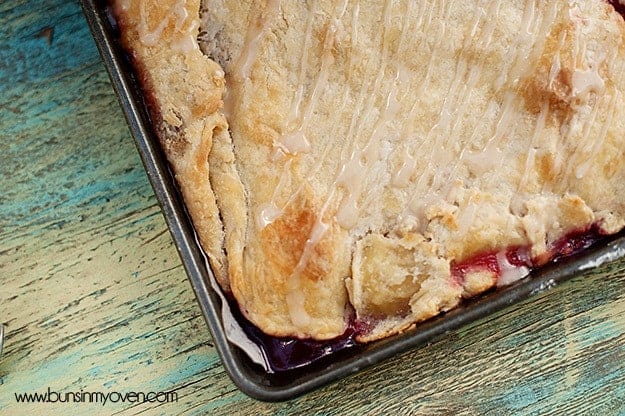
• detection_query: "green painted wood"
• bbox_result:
[1,1,624,414]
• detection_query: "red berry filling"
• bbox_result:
[547,223,605,264]
[451,246,533,286]
[229,223,610,372]
[451,223,605,287]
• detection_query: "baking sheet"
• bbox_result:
[79,0,625,401]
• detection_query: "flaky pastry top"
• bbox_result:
[114,0,625,341]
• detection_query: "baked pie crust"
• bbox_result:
[113,0,625,341]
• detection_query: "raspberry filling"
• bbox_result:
[548,223,606,263]
[451,246,533,287]
[451,223,605,287]
[230,224,610,373]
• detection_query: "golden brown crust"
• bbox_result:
[112,0,246,291]
[114,0,625,342]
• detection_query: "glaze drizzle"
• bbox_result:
[198,0,624,333]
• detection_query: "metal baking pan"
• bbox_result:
[79,0,625,401]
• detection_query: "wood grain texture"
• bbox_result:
[0,1,624,415]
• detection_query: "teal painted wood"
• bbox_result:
[0,1,624,415]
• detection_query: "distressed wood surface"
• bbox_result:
[1,1,625,415]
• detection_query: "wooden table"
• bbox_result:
[1,1,625,414]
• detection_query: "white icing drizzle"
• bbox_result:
[279,3,361,236]
[258,137,341,231]
[495,0,538,90]
[223,1,282,171]
[258,1,357,237]
[285,196,334,329]
[138,1,173,45]
[279,4,316,153]
[549,53,562,88]
[558,23,616,188]
[492,3,558,231]
[118,0,130,12]
[172,18,199,52]
[224,0,625,328]
[571,67,606,98]
[408,3,464,216]
[563,95,603,185]
[484,1,559,224]
[539,38,566,193]
[521,0,537,34]
[255,158,291,229]
[283,0,350,329]
[570,4,582,66]
[278,21,338,154]
[384,2,437,200]
[456,195,479,237]
[257,202,283,229]
[414,0,450,101]
[447,1,556,235]
[528,3,560,71]
[410,0,497,216]
[333,0,395,228]
[336,151,366,228]
[546,14,568,92]
[512,1,549,87]
[517,102,549,193]
[575,90,619,180]
[285,287,310,328]
[138,0,197,50]
[576,54,625,178]
[393,146,418,188]
[234,0,281,80]
[408,1,488,205]
[481,92,520,187]
[496,251,530,287]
